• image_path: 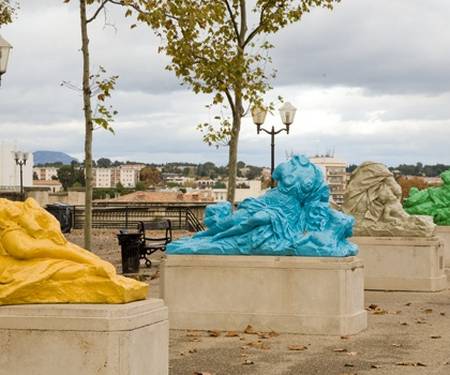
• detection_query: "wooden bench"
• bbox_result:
[137,220,172,268]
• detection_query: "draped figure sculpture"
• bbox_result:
[403,169,450,225]
[0,198,147,305]
[342,162,435,237]
[167,155,357,257]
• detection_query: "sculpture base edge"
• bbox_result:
[160,254,367,335]
[0,299,169,375]
[352,236,447,292]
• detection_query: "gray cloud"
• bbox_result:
[0,0,449,167]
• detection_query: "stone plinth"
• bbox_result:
[435,226,450,267]
[160,255,367,335]
[352,236,447,292]
[0,299,169,375]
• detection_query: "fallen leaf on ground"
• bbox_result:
[246,340,270,350]
[242,359,254,365]
[244,325,258,334]
[396,362,426,367]
[288,345,308,351]
[150,270,160,280]
[207,330,221,337]
[225,331,240,337]
[334,348,348,353]
[258,331,279,339]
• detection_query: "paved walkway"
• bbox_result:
[168,289,450,375]
[67,230,450,374]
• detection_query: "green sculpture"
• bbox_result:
[404,170,450,225]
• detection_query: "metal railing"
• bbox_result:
[72,204,205,232]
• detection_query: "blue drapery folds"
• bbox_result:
[167,155,357,257]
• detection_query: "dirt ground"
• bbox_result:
[67,229,450,375]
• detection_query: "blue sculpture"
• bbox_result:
[167,155,357,257]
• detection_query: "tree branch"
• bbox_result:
[86,0,109,23]
[243,3,268,48]
[224,87,236,117]
[238,0,247,46]
[223,0,240,42]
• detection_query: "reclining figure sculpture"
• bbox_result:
[167,155,357,257]
[342,162,435,237]
[0,198,147,305]
[403,169,450,225]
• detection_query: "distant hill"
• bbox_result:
[33,151,78,165]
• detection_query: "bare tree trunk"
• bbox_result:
[80,0,93,250]
[226,96,242,204]
[226,0,247,204]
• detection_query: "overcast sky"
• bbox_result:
[1,0,449,167]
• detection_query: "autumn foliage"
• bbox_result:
[397,176,428,201]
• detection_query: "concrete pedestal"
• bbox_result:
[160,255,367,335]
[352,236,447,292]
[0,299,169,375]
[436,226,450,267]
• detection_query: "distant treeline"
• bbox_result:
[347,162,450,177]
[36,159,264,180]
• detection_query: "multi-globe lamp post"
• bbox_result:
[0,33,12,86]
[251,102,297,187]
[13,151,29,201]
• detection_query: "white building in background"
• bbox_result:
[0,142,33,190]
[310,155,348,205]
[93,168,112,188]
[33,166,58,180]
[111,166,140,188]
[93,165,141,188]
[32,179,63,193]
[118,167,138,188]
[212,179,265,203]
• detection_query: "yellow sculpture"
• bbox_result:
[0,198,148,305]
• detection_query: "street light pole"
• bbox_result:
[252,102,297,187]
[13,151,29,201]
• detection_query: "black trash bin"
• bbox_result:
[46,203,73,233]
[117,232,142,274]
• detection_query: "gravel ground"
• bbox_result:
[67,230,450,375]
[168,290,450,375]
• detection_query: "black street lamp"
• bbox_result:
[13,151,29,200]
[0,33,12,86]
[251,102,297,187]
